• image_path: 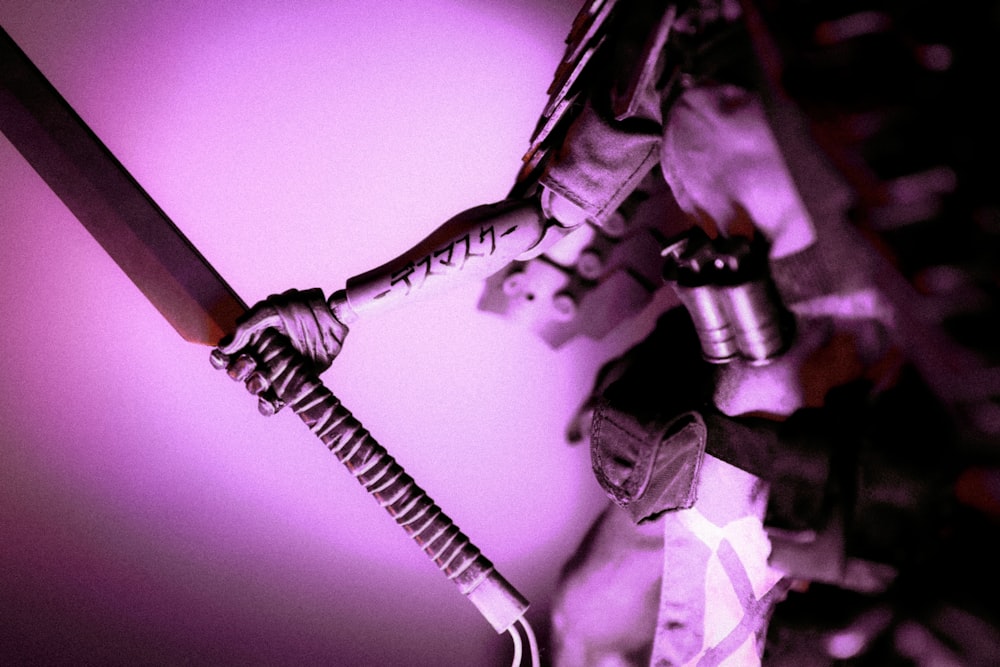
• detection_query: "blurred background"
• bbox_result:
[0,1,673,664]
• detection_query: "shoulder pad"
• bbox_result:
[512,1,683,195]
[512,0,621,195]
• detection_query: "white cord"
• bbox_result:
[508,624,523,667]
[519,616,540,667]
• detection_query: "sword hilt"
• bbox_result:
[0,20,530,642]
[249,330,529,633]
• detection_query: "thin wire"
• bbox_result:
[508,623,523,667]
[519,616,541,667]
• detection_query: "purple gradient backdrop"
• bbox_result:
[0,1,668,665]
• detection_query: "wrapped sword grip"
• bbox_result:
[251,330,529,632]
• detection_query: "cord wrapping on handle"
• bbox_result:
[255,330,495,592]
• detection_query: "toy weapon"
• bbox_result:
[0,25,537,665]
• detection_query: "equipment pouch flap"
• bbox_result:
[591,402,706,523]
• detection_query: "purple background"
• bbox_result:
[0,2,667,664]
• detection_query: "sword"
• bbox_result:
[0,24,528,635]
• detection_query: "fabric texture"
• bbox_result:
[542,99,662,225]
[652,455,789,667]
[591,405,706,522]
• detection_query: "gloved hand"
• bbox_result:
[210,288,350,414]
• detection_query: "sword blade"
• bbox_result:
[0,25,245,345]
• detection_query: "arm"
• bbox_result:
[214,193,581,409]
[335,195,565,323]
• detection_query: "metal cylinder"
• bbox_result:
[673,283,739,363]
[723,279,789,364]
[663,228,791,365]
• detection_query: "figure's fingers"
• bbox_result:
[245,371,269,396]
[218,308,283,355]
[824,604,893,660]
[895,620,964,667]
[227,353,257,382]
[257,392,285,417]
[209,348,229,370]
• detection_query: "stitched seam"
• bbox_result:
[597,143,660,219]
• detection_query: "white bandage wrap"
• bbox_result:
[652,455,789,667]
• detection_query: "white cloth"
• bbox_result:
[651,454,789,667]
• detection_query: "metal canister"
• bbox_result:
[723,278,789,364]
[663,229,791,365]
[674,283,739,363]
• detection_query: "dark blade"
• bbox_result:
[0,25,246,346]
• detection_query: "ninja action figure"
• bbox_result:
[213,1,1000,665]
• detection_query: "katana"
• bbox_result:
[0,24,528,637]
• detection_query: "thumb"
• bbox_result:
[218,308,282,355]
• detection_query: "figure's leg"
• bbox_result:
[551,503,665,667]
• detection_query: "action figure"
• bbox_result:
[213,1,1000,665]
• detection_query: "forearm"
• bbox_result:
[333,196,559,321]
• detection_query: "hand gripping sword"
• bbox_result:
[0,25,529,637]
